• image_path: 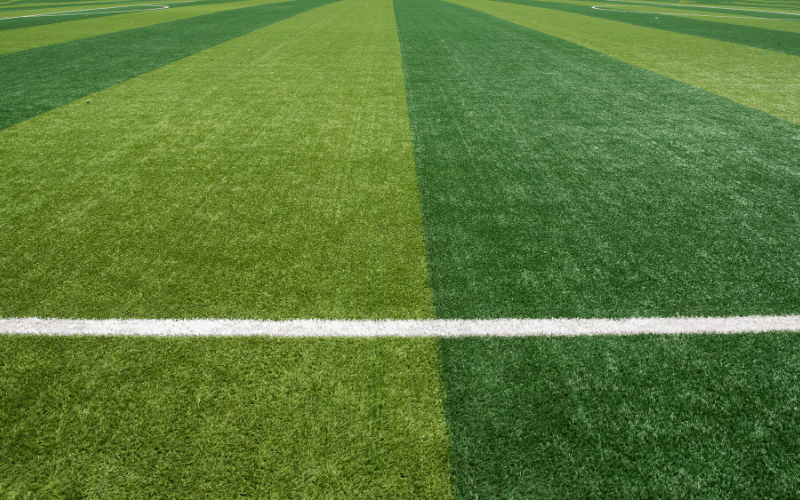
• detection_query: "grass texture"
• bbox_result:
[0,0,336,130]
[395,0,800,319]
[502,0,800,56]
[531,0,800,34]
[438,332,800,499]
[0,335,454,498]
[452,0,800,125]
[0,0,433,319]
[0,0,288,55]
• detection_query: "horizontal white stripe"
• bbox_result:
[0,4,170,21]
[1,315,799,337]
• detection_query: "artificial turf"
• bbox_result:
[0,0,433,319]
[502,0,800,56]
[438,332,800,499]
[2,0,800,497]
[395,0,800,319]
[0,0,287,54]
[449,0,800,125]
[0,0,337,130]
[0,335,454,498]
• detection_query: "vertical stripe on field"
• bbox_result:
[394,0,800,319]
[0,0,336,130]
[0,0,289,54]
[0,0,434,320]
[446,0,800,125]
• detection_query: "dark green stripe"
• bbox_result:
[395,0,800,319]
[0,0,335,130]
[502,0,800,56]
[438,332,800,498]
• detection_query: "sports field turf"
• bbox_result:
[1,0,799,496]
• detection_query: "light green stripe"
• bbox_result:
[0,335,455,498]
[0,0,435,320]
[0,0,288,55]
[448,0,800,124]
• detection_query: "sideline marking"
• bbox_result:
[1,315,799,337]
[0,3,190,21]
[592,1,800,20]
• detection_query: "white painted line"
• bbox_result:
[591,1,800,20]
[1,315,799,337]
[605,0,800,17]
[0,4,171,21]
[591,6,800,20]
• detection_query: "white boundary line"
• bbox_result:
[593,0,800,20]
[0,3,170,21]
[591,6,800,20]
[1,315,799,337]
[605,0,800,16]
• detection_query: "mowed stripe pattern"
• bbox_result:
[1,1,454,497]
[1,0,434,320]
[2,0,800,497]
[447,0,800,125]
[0,0,336,129]
[394,0,800,320]
[393,0,800,497]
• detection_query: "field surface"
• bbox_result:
[1,0,799,497]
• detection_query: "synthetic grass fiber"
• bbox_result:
[3,0,800,497]
[0,335,454,498]
[0,0,434,319]
[438,332,800,499]
[500,0,800,56]
[0,0,260,30]
[0,0,337,130]
[394,0,800,319]
[448,0,800,124]
[0,0,289,54]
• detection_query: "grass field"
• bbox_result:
[1,0,799,497]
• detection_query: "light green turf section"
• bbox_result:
[0,0,287,55]
[0,335,455,498]
[527,0,800,33]
[0,0,434,319]
[449,0,800,124]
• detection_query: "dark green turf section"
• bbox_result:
[395,0,800,319]
[438,332,800,499]
[0,0,335,130]
[0,335,453,498]
[502,0,800,56]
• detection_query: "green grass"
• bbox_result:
[0,335,454,498]
[0,0,337,129]
[0,0,287,54]
[0,0,433,319]
[439,331,800,499]
[395,0,800,319]
[502,0,800,56]
[450,0,800,124]
[2,0,800,497]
